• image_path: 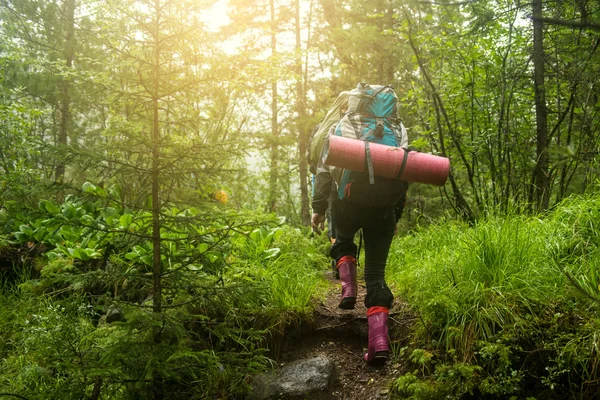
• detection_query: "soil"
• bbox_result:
[275,270,416,400]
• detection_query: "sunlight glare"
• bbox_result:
[201,0,230,30]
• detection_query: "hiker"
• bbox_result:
[312,172,407,364]
[310,83,409,364]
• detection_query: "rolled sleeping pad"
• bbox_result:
[323,135,450,186]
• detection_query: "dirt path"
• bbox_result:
[277,271,415,400]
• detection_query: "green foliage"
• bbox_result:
[392,363,483,400]
[0,83,50,209]
[390,213,557,358]
[0,290,269,399]
[0,185,328,399]
[388,194,600,398]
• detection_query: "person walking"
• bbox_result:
[312,162,407,364]
[310,83,409,364]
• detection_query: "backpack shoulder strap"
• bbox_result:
[364,142,375,184]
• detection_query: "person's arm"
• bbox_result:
[312,163,333,216]
[311,163,333,234]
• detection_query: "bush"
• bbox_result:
[0,188,329,399]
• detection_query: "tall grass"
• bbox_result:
[222,225,329,356]
[389,214,560,357]
[548,195,600,304]
[387,194,600,397]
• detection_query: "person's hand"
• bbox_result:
[311,213,326,235]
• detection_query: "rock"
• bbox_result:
[250,356,334,400]
[105,305,125,323]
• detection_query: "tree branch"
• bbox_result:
[532,16,600,32]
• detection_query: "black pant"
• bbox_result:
[330,198,395,309]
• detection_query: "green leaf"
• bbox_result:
[82,182,97,193]
[40,200,60,215]
[69,247,91,261]
[81,214,95,225]
[14,231,29,243]
[84,248,102,259]
[62,204,77,219]
[119,214,133,229]
[19,224,33,234]
[198,243,209,253]
[33,227,49,242]
[263,248,280,259]
[250,229,265,243]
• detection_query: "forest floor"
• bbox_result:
[276,269,415,400]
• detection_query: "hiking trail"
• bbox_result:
[275,270,415,400]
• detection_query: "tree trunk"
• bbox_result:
[385,3,395,83]
[319,0,353,92]
[268,0,279,213]
[152,0,163,323]
[531,0,550,211]
[90,377,102,400]
[55,0,76,182]
[151,1,163,398]
[296,0,310,226]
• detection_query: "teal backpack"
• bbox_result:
[329,83,408,206]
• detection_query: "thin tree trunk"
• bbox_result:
[531,0,550,211]
[405,13,475,221]
[151,3,163,399]
[385,4,395,83]
[56,0,76,182]
[90,377,102,400]
[152,0,162,323]
[268,0,278,213]
[319,0,352,92]
[376,0,385,82]
[296,0,310,226]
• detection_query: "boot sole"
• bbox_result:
[338,297,356,310]
[366,351,389,366]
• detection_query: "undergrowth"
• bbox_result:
[0,184,329,399]
[387,194,600,399]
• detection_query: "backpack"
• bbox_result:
[307,91,350,175]
[329,83,409,207]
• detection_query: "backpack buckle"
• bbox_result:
[374,118,384,138]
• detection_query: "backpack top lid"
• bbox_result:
[347,83,399,118]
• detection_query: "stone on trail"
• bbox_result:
[250,356,334,400]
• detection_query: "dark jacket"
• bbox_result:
[312,162,333,215]
[312,162,407,222]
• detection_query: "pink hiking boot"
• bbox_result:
[364,306,390,364]
[337,256,357,310]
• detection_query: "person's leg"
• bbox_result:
[326,195,339,278]
[330,199,360,309]
[329,198,360,262]
[362,206,395,309]
[361,206,396,363]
